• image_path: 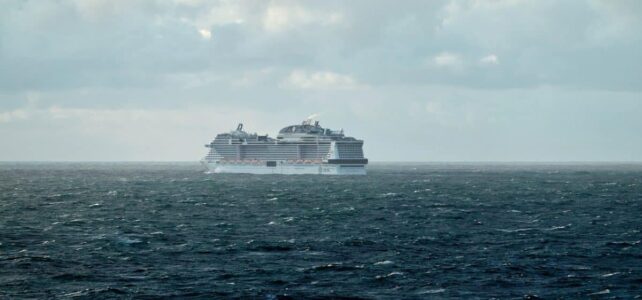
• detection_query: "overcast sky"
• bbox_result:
[1,0,641,161]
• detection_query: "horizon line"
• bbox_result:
[2,160,642,164]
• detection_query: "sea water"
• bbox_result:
[1,162,641,298]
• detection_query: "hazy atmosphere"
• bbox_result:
[1,0,641,162]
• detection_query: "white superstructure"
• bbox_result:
[201,118,368,175]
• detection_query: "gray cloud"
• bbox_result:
[3,0,640,92]
[1,0,641,161]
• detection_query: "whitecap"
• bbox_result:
[496,228,535,233]
[417,288,445,295]
[268,221,277,225]
[601,272,620,277]
[588,289,610,296]
[117,237,142,245]
[90,234,107,240]
[374,260,394,265]
[545,224,571,231]
[62,290,88,297]
[267,197,278,201]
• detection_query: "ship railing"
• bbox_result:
[285,159,323,164]
[217,159,325,165]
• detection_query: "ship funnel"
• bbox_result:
[237,123,243,131]
[303,113,320,126]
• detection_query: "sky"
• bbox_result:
[1,0,641,162]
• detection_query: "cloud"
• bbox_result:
[586,0,642,43]
[1,0,640,92]
[198,28,211,39]
[0,109,29,123]
[230,68,275,87]
[186,0,247,28]
[0,101,284,160]
[425,101,443,114]
[479,54,499,65]
[1,0,642,161]
[263,4,342,33]
[282,70,359,90]
[431,52,464,70]
[69,0,137,20]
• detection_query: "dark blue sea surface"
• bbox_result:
[1,162,641,299]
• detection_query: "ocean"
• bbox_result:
[0,162,640,299]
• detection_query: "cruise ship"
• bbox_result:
[202,118,368,175]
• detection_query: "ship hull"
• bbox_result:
[203,161,366,175]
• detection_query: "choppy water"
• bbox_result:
[1,162,641,299]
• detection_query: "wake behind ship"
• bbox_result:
[202,118,368,175]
